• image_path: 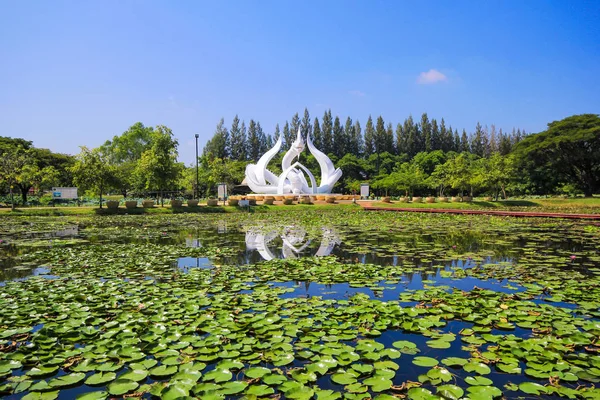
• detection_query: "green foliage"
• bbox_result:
[514,114,600,196]
[70,147,117,209]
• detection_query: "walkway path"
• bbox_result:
[360,204,600,220]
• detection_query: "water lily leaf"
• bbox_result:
[263,373,287,385]
[107,379,139,396]
[441,357,468,367]
[306,362,329,375]
[119,369,148,382]
[0,360,22,373]
[203,369,232,383]
[496,363,521,374]
[219,381,247,395]
[315,389,342,400]
[407,387,436,399]
[272,353,294,366]
[331,371,357,385]
[85,372,116,385]
[22,391,59,400]
[436,384,464,400]
[286,385,315,399]
[374,360,399,371]
[27,366,60,377]
[466,385,502,399]
[426,339,451,349]
[519,382,548,395]
[48,372,86,388]
[75,391,108,400]
[413,356,438,367]
[161,384,189,400]
[464,361,491,375]
[246,384,274,396]
[150,365,178,377]
[363,376,393,392]
[465,376,493,386]
[351,364,374,375]
[392,340,417,350]
[244,367,271,379]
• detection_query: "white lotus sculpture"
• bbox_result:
[245,129,342,194]
[245,227,341,261]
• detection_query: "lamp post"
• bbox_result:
[195,134,199,199]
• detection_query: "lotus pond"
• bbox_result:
[1,210,600,400]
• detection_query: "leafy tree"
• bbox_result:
[70,147,117,209]
[134,126,183,206]
[513,114,600,196]
[100,122,153,164]
[445,153,474,196]
[0,147,28,209]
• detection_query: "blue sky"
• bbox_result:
[1,0,599,164]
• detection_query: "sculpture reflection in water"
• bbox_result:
[245,227,341,261]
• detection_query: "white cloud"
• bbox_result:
[417,69,448,84]
[348,90,366,97]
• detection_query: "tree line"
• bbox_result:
[204,108,527,164]
[1,113,598,207]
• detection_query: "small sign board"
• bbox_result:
[360,183,369,198]
[239,200,249,207]
[52,187,78,199]
[217,184,227,200]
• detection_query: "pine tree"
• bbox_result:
[203,118,229,159]
[354,120,364,157]
[471,122,484,156]
[256,122,268,154]
[283,122,292,150]
[290,113,301,144]
[229,115,246,160]
[312,118,322,149]
[274,123,281,141]
[489,124,498,154]
[431,118,440,151]
[482,125,491,157]
[247,120,261,162]
[332,116,345,158]
[385,122,395,154]
[301,108,312,140]
[498,128,512,155]
[460,129,470,153]
[395,123,405,155]
[265,132,274,149]
[453,128,460,152]
[420,113,431,152]
[375,116,386,156]
[344,117,355,156]
[364,116,375,157]
[321,110,333,155]
[403,116,416,157]
[439,118,448,152]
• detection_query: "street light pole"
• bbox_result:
[195,134,199,200]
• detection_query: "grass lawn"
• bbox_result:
[367,197,600,213]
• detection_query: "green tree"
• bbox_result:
[290,113,301,145]
[471,122,485,156]
[344,117,355,156]
[247,119,261,162]
[283,122,292,149]
[421,113,432,152]
[321,110,333,155]
[70,147,117,209]
[203,118,229,159]
[100,122,154,164]
[332,116,344,158]
[134,126,183,206]
[395,123,405,155]
[431,118,440,151]
[0,147,28,209]
[301,108,312,139]
[312,117,322,149]
[513,114,600,196]
[229,115,246,160]
[364,115,375,157]
[353,120,363,157]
